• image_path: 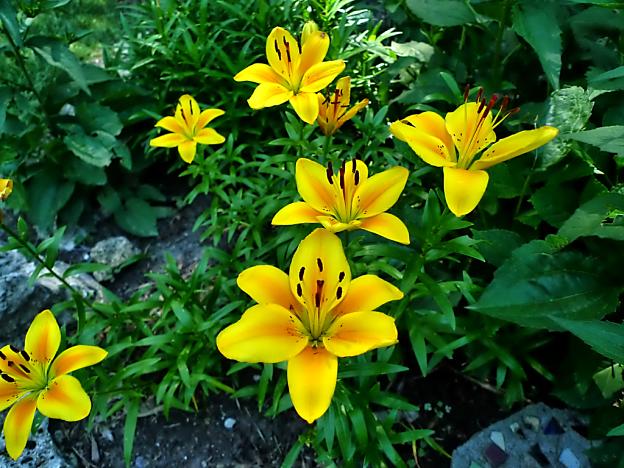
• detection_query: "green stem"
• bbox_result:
[322,132,333,163]
[514,155,538,217]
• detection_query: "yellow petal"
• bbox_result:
[177,140,197,163]
[3,395,37,460]
[301,21,319,46]
[265,27,301,82]
[25,309,60,366]
[272,201,324,226]
[298,31,329,77]
[323,311,398,357]
[237,265,299,311]
[445,102,495,163]
[216,304,308,363]
[289,92,320,124]
[149,133,188,148]
[247,83,293,109]
[358,213,410,244]
[333,274,404,317]
[0,178,13,200]
[390,112,457,166]
[295,158,335,214]
[0,381,23,412]
[443,167,489,217]
[195,108,225,129]
[50,345,107,378]
[353,166,409,218]
[289,228,351,316]
[337,98,369,128]
[299,60,346,93]
[37,375,91,421]
[287,346,337,423]
[317,216,353,233]
[174,94,200,129]
[472,126,559,170]
[234,63,283,84]
[194,128,225,145]
[155,116,184,134]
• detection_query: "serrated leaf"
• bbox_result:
[512,1,561,90]
[76,102,123,136]
[565,126,624,155]
[470,249,620,330]
[405,0,476,27]
[28,37,90,94]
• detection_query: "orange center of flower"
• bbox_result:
[324,160,363,223]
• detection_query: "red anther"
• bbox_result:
[509,107,520,115]
[500,95,509,112]
[463,83,470,102]
[477,98,487,114]
[476,87,484,104]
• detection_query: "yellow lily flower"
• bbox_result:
[272,158,410,244]
[0,179,12,200]
[0,310,107,460]
[234,25,346,124]
[150,94,225,164]
[217,229,402,423]
[390,89,558,216]
[317,76,369,136]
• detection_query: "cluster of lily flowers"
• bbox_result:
[0,20,558,460]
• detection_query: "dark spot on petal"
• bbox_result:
[338,271,345,282]
[297,283,303,297]
[336,287,343,299]
[317,258,324,272]
[299,267,305,281]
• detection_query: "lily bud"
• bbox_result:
[301,21,319,45]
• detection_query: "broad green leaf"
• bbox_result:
[559,191,624,242]
[472,229,524,267]
[76,103,123,136]
[0,0,22,46]
[64,130,115,167]
[27,37,90,94]
[565,126,624,155]
[540,87,594,167]
[26,172,75,230]
[607,423,624,437]
[512,1,562,90]
[0,86,10,134]
[588,66,624,92]
[470,248,620,330]
[114,197,160,237]
[593,364,624,398]
[405,0,476,27]
[554,318,624,363]
[389,41,434,62]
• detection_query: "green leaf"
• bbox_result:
[123,399,140,468]
[588,66,624,92]
[607,423,624,437]
[405,0,476,27]
[555,318,624,363]
[0,0,22,46]
[472,229,524,267]
[565,126,624,155]
[540,86,594,167]
[26,172,75,230]
[338,362,408,378]
[512,1,562,90]
[76,103,123,136]
[558,191,624,242]
[114,198,160,237]
[0,86,10,134]
[64,130,115,167]
[593,364,624,398]
[470,247,620,330]
[27,37,90,94]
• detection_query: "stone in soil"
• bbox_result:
[451,402,594,468]
[89,236,140,281]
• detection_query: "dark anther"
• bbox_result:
[463,83,470,101]
[282,37,292,63]
[338,271,345,282]
[477,98,487,115]
[9,345,20,354]
[19,364,30,374]
[354,170,360,185]
[476,87,483,104]
[509,107,520,115]
[296,283,303,297]
[339,166,345,190]
[0,351,5,360]
[500,95,509,113]
[401,119,416,128]
[486,95,498,115]
[20,350,30,362]
[0,373,15,383]
[317,258,324,272]
[315,280,325,308]
[299,267,305,281]
[336,286,343,299]
[351,159,357,173]
[326,162,334,184]
[274,40,281,60]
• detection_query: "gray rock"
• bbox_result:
[90,236,140,281]
[452,403,594,468]
[0,416,70,467]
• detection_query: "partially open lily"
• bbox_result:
[234,24,345,124]
[150,94,225,164]
[317,76,369,135]
[217,229,402,423]
[0,310,107,460]
[272,158,410,244]
[0,179,12,201]
[390,88,558,216]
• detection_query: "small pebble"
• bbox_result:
[489,431,505,451]
[523,415,540,431]
[224,417,236,430]
[559,448,581,468]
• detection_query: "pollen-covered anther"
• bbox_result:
[20,350,30,362]
[0,373,15,383]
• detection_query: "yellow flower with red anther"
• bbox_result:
[390,88,558,216]
[272,158,410,244]
[0,179,12,201]
[234,24,345,125]
[0,310,107,460]
[150,95,225,164]
[317,76,369,135]
[217,229,402,423]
